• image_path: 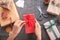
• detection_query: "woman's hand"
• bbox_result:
[35,20,41,40]
[7,20,25,40]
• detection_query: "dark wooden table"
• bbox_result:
[0,0,60,40]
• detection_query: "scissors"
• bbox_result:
[37,6,48,21]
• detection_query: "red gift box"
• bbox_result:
[24,14,35,34]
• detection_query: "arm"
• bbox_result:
[35,20,41,40]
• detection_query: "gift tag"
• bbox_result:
[16,0,24,8]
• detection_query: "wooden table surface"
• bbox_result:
[0,0,60,40]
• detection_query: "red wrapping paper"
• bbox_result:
[24,14,35,34]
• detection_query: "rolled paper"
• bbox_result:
[44,20,60,40]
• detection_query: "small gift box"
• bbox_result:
[44,20,60,40]
[23,14,35,34]
[47,4,59,16]
[47,0,60,16]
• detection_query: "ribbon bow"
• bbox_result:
[45,20,57,38]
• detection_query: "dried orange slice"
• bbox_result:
[6,26,12,33]
[52,0,55,4]
[43,0,49,4]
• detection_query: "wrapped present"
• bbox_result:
[0,0,20,27]
[43,0,50,5]
[24,14,35,34]
[47,0,60,16]
[44,20,60,40]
